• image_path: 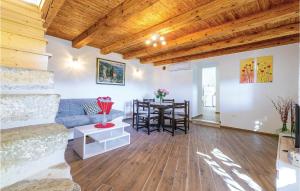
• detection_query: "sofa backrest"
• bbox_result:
[56,98,97,117]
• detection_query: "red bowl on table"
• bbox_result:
[94,122,115,128]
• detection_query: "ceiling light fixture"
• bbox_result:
[145,34,167,47]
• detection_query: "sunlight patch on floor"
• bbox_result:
[222,161,241,168]
[232,169,262,191]
[197,148,263,191]
[211,148,234,162]
[203,158,245,191]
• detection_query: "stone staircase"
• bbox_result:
[0,0,80,190]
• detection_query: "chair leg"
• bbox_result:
[162,118,165,132]
[172,120,175,136]
[136,115,139,129]
[132,114,135,128]
[157,121,160,132]
[161,116,165,132]
[147,119,150,135]
[184,119,187,134]
[136,116,139,132]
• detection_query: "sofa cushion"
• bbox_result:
[82,102,101,115]
[57,99,102,117]
[55,115,90,129]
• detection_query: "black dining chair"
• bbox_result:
[133,99,153,129]
[143,98,155,102]
[175,100,190,130]
[163,101,189,136]
[162,99,175,114]
[143,98,157,113]
[162,99,175,104]
[136,101,160,135]
[132,99,138,129]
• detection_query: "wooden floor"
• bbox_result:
[65,121,278,191]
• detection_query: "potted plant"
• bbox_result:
[154,89,169,104]
[271,97,292,132]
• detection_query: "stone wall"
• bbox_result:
[0,0,80,190]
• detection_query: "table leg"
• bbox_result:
[159,108,165,132]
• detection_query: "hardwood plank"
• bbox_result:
[186,127,202,191]
[100,0,256,54]
[142,23,299,63]
[95,184,113,191]
[66,120,278,191]
[72,0,160,48]
[171,134,188,191]
[154,35,300,65]
[76,134,151,190]
[141,135,175,191]
[123,1,299,59]
[42,0,67,28]
[103,133,165,191]
[155,136,180,191]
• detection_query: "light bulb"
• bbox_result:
[145,39,151,45]
[153,42,158,47]
[159,36,165,41]
[161,41,167,46]
[151,34,159,41]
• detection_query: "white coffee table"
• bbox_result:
[73,117,130,159]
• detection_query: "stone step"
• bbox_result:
[0,47,51,70]
[0,8,44,29]
[192,119,221,128]
[0,66,54,93]
[2,179,81,191]
[1,31,47,53]
[0,7,44,27]
[1,18,45,40]
[0,123,69,188]
[28,163,73,181]
[1,0,42,19]
[0,94,60,129]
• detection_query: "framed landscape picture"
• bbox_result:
[96,58,125,86]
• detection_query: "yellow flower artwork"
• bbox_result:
[240,58,255,83]
[256,56,273,83]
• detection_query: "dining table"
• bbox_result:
[150,102,173,130]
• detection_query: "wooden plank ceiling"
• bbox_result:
[45,0,300,65]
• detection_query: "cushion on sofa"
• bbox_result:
[55,98,124,129]
[55,115,90,129]
[82,102,101,115]
[57,99,98,117]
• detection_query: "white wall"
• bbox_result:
[216,44,299,134]
[46,35,155,114]
[47,34,299,134]
[154,43,299,134]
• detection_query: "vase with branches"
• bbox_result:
[291,101,296,133]
[271,97,292,132]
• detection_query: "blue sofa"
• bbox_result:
[55,98,124,129]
